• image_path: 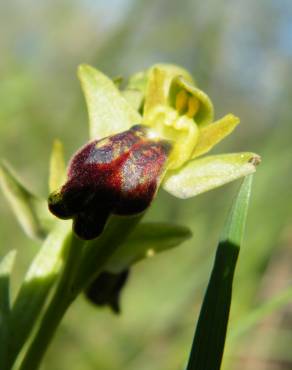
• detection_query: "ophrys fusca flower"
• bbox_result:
[48,64,260,239]
[49,125,171,239]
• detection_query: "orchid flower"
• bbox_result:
[0,63,261,369]
[48,64,260,240]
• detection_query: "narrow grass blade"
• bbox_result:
[0,250,16,319]
[0,250,17,361]
[229,285,292,341]
[186,175,253,370]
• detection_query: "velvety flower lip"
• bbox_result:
[49,125,172,240]
[48,63,260,240]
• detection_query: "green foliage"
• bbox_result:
[106,222,192,273]
[0,250,17,364]
[0,223,71,370]
[0,161,52,240]
[186,175,253,370]
[0,1,291,369]
[230,285,292,341]
[0,250,16,318]
[0,60,262,370]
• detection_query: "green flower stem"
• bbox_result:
[18,230,83,370]
[19,214,142,370]
[72,214,143,293]
[0,224,71,370]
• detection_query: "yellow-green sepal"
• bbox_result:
[121,69,149,111]
[49,139,66,193]
[163,152,260,199]
[121,89,144,111]
[78,64,142,140]
[126,69,149,94]
[192,114,240,159]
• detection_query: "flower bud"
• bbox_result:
[85,269,130,314]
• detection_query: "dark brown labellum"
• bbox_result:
[48,125,171,239]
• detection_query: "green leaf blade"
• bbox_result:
[0,161,52,240]
[0,250,17,363]
[106,222,192,273]
[229,285,292,341]
[186,175,253,370]
[1,223,71,370]
[0,250,16,321]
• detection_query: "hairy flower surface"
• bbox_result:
[49,125,171,239]
[48,63,260,239]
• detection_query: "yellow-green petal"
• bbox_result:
[143,64,194,118]
[143,67,169,117]
[78,64,141,140]
[163,152,260,199]
[145,107,199,169]
[171,76,214,126]
[192,114,240,159]
[153,63,194,83]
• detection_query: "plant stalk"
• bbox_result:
[19,214,142,370]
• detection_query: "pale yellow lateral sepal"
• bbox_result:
[192,114,240,159]
[163,152,260,199]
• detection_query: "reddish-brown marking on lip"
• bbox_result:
[48,125,172,239]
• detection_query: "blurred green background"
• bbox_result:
[1,0,292,369]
